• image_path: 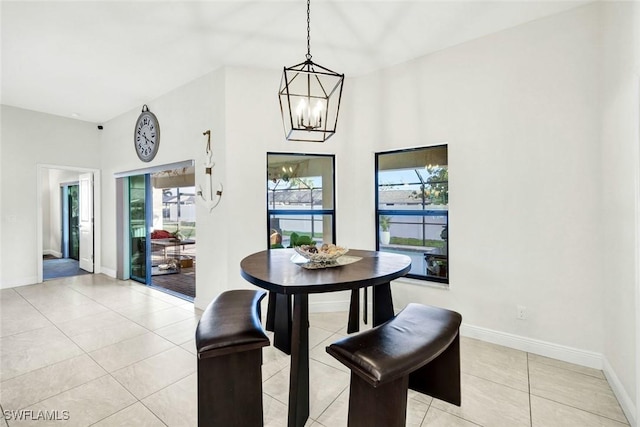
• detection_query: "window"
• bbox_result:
[267,153,335,248]
[376,145,449,284]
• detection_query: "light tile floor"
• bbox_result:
[0,274,630,426]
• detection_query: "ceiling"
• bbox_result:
[1,1,588,123]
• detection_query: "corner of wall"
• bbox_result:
[604,357,637,427]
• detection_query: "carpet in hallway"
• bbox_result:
[43,258,90,280]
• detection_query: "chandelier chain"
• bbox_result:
[306,0,312,60]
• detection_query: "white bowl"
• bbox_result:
[294,245,349,263]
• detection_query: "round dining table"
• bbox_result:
[240,248,411,427]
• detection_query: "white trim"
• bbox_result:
[461,323,602,370]
[37,164,101,284]
[1,276,39,289]
[604,357,637,427]
[634,73,640,427]
[113,159,194,178]
[43,249,62,258]
[461,322,636,425]
[100,267,116,278]
[394,277,449,290]
[375,141,450,155]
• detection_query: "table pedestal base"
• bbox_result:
[289,294,310,427]
[286,284,394,427]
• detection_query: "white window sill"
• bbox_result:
[393,276,449,290]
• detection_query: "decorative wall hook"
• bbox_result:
[197,130,223,212]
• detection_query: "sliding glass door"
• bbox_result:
[129,174,151,283]
[122,164,196,300]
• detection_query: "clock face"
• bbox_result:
[134,111,160,162]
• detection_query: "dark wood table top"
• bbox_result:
[240,249,412,295]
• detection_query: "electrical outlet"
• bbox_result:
[517,305,526,320]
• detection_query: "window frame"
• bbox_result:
[266,152,336,248]
[375,145,449,285]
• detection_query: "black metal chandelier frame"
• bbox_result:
[279,0,344,143]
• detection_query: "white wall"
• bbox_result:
[97,64,357,310]
[0,106,100,287]
[601,0,640,417]
[356,3,603,351]
[213,66,356,310]
[99,70,227,303]
[2,2,637,420]
[349,3,639,420]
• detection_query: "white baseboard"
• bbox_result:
[460,323,603,370]
[100,266,116,278]
[461,323,636,425]
[0,276,39,289]
[43,249,62,258]
[603,357,637,427]
[193,297,207,311]
[214,293,638,424]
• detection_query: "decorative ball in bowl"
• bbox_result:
[294,244,348,264]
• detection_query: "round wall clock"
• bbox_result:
[134,105,160,162]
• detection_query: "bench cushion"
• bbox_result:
[326,303,461,387]
[196,289,269,359]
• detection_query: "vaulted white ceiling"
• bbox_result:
[1,1,588,123]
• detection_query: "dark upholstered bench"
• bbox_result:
[326,303,462,427]
[195,289,270,427]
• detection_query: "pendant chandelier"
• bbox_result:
[279,0,344,142]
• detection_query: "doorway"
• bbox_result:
[125,166,196,300]
[42,182,90,281]
[37,165,100,283]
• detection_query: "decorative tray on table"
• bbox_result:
[291,244,361,269]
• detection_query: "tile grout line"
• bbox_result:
[527,352,629,425]
[529,357,608,381]
[462,371,529,394]
[414,395,430,427]
[0,402,8,426]
[90,332,180,373]
[0,294,52,339]
[313,383,349,425]
[136,399,170,427]
[43,279,195,355]
[4,279,194,424]
[1,288,93,385]
[12,372,113,412]
[85,401,167,427]
[105,366,195,424]
[528,393,631,425]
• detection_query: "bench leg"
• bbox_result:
[198,349,264,427]
[347,373,408,427]
[409,332,461,406]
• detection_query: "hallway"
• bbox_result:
[43,255,89,281]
